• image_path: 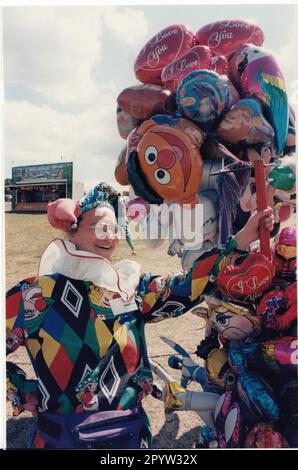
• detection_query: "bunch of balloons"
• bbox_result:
[158,226,297,448]
[114,20,296,270]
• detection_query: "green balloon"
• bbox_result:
[269,165,296,191]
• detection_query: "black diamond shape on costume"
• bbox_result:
[61,280,83,318]
[52,275,90,340]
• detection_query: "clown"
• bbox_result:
[6,182,274,449]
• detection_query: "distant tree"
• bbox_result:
[5,178,12,194]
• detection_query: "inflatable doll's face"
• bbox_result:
[137,124,203,204]
[207,349,236,391]
[208,301,259,340]
[272,227,296,280]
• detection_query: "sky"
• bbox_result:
[2,3,298,191]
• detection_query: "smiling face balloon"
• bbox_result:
[135,120,203,204]
[217,98,275,145]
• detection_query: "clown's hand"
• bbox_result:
[47,199,81,232]
[235,207,274,251]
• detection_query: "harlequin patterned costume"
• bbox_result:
[7,236,240,448]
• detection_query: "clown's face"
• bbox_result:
[70,207,119,259]
[137,125,202,204]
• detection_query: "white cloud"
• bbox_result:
[3,7,103,106]
[275,19,297,101]
[102,6,149,48]
[2,6,149,191]
[4,86,126,187]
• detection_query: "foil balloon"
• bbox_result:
[196,19,264,57]
[211,55,229,75]
[196,296,261,341]
[237,372,280,423]
[285,125,296,155]
[115,145,129,186]
[206,349,236,392]
[117,84,177,121]
[177,69,239,130]
[272,227,296,282]
[116,106,140,140]
[257,283,297,331]
[214,392,243,448]
[161,45,213,91]
[245,423,288,448]
[127,118,204,205]
[279,378,298,447]
[134,24,196,85]
[275,201,294,224]
[217,98,275,145]
[269,155,296,192]
[127,197,167,249]
[217,253,275,302]
[177,191,218,271]
[229,44,288,156]
[259,336,298,374]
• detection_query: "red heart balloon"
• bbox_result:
[161,45,213,91]
[196,19,264,57]
[134,24,196,85]
[211,55,229,75]
[217,253,275,301]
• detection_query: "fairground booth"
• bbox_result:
[6,162,75,213]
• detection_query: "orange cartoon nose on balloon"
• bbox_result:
[157,150,176,169]
[137,122,203,205]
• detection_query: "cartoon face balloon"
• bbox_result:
[272,227,296,281]
[132,119,204,205]
[177,69,239,130]
[203,296,261,340]
[217,98,275,145]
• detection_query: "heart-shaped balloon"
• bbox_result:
[217,253,275,301]
[161,45,213,91]
[134,24,196,85]
[211,55,229,75]
[196,19,264,57]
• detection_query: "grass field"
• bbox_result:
[5,209,207,449]
[6,207,295,448]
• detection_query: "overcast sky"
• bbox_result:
[2,3,297,191]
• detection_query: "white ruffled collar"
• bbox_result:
[38,239,141,301]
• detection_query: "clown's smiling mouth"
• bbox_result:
[96,243,112,250]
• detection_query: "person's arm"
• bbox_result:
[138,208,274,323]
[6,277,47,416]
